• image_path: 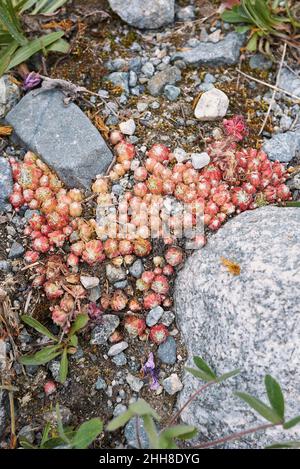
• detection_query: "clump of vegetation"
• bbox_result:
[107,356,300,449]
[0,0,69,76]
[18,356,300,449]
[20,404,103,449]
[221,0,300,53]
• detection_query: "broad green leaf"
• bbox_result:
[72,418,103,449]
[69,335,78,347]
[159,425,197,445]
[19,0,38,13]
[31,0,49,14]
[235,25,251,33]
[265,375,285,420]
[235,392,282,423]
[185,367,216,383]
[19,438,37,449]
[107,410,133,431]
[68,314,89,337]
[59,348,68,383]
[266,440,300,449]
[221,6,251,23]
[193,356,216,379]
[217,369,241,383]
[19,345,62,365]
[246,32,259,51]
[142,415,159,449]
[21,315,58,341]
[7,31,64,70]
[46,38,69,54]
[129,399,161,420]
[283,416,300,430]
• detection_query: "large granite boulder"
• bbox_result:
[171,32,245,67]
[6,90,113,190]
[175,207,300,448]
[108,0,175,29]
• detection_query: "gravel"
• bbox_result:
[147,66,181,97]
[90,315,120,345]
[157,336,177,365]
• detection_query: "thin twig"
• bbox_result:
[8,390,16,448]
[258,42,287,136]
[237,69,300,102]
[194,422,281,449]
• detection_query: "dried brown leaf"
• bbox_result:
[221,257,241,275]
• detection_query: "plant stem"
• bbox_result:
[167,380,217,427]
[237,69,300,101]
[194,422,281,449]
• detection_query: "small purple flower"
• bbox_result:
[23,72,42,91]
[142,352,160,390]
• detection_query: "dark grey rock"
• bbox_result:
[146,306,164,327]
[263,129,300,162]
[19,425,35,444]
[105,58,126,72]
[157,336,177,364]
[278,68,300,98]
[114,280,128,289]
[0,75,20,118]
[106,264,126,283]
[0,157,13,212]
[0,260,11,272]
[108,0,175,29]
[249,53,273,70]
[171,32,245,67]
[129,259,144,278]
[160,310,175,326]
[95,377,107,390]
[108,341,128,356]
[164,85,181,101]
[148,66,181,96]
[176,5,195,22]
[125,417,150,448]
[8,241,24,259]
[107,71,130,94]
[6,90,113,190]
[112,352,127,366]
[90,315,120,345]
[175,207,300,448]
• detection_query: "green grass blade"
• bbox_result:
[7,31,64,70]
[0,3,27,45]
[0,40,18,76]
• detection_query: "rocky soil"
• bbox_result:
[1,0,300,450]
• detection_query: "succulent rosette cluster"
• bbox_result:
[8,115,292,358]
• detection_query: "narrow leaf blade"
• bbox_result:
[265,375,285,420]
[235,391,282,423]
[21,315,58,341]
[72,418,103,449]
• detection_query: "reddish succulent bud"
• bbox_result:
[223,115,247,141]
[143,291,162,309]
[32,274,46,287]
[71,241,85,257]
[103,239,119,258]
[162,264,174,276]
[23,189,35,203]
[32,236,50,253]
[133,238,152,257]
[69,201,83,217]
[9,191,24,209]
[148,144,170,162]
[109,330,123,343]
[149,324,169,345]
[128,298,142,312]
[115,141,135,160]
[48,231,66,247]
[134,182,148,197]
[24,250,39,263]
[124,315,146,337]
[141,271,156,284]
[67,253,79,268]
[51,306,68,326]
[151,275,170,295]
[44,380,56,395]
[82,240,105,265]
[44,281,64,300]
[92,178,109,194]
[118,239,133,256]
[110,130,124,145]
[165,246,184,267]
[147,176,163,195]
[276,184,291,201]
[134,167,148,182]
[136,278,150,291]
[231,187,252,211]
[28,215,45,231]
